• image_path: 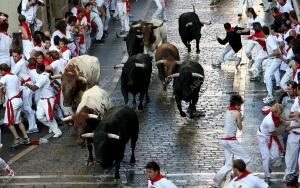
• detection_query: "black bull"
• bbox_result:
[124,22,144,56]
[114,53,152,110]
[168,61,204,119]
[81,106,139,179]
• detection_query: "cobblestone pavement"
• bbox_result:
[0,0,286,187]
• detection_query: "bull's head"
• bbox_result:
[132,22,157,48]
[156,60,182,79]
[125,23,144,56]
[81,131,120,168]
[61,64,88,107]
[62,106,100,145]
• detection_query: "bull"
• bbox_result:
[132,19,167,54]
[178,5,211,53]
[114,53,152,110]
[81,106,139,179]
[62,86,111,164]
[124,21,144,56]
[155,42,181,95]
[167,61,204,119]
[61,55,101,108]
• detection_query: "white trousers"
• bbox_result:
[280,67,293,90]
[36,98,61,135]
[284,133,300,180]
[103,4,111,31]
[218,44,239,64]
[91,11,104,40]
[214,140,251,184]
[56,90,71,118]
[262,0,270,10]
[85,32,91,52]
[4,98,22,124]
[117,2,130,32]
[238,0,253,14]
[245,40,258,59]
[263,58,281,98]
[257,134,281,178]
[253,50,268,77]
[22,87,37,130]
[152,0,167,20]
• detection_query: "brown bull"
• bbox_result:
[155,42,181,95]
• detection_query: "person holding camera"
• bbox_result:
[21,0,44,32]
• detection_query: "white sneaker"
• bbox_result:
[248,59,254,69]
[263,96,275,104]
[53,132,62,138]
[48,128,53,133]
[235,57,242,69]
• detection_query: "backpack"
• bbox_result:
[17,0,22,14]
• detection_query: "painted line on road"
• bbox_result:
[7,133,55,165]
[0,182,118,186]
[0,175,112,179]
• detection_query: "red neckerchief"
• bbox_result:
[21,21,32,41]
[149,172,166,184]
[34,42,42,47]
[3,71,13,76]
[43,58,53,66]
[60,46,69,53]
[28,65,36,70]
[271,112,281,128]
[274,12,283,17]
[234,171,251,181]
[75,5,81,11]
[77,14,83,23]
[227,106,240,111]
[226,28,234,33]
[59,29,66,36]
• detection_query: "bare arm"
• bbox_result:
[24,82,39,91]
[26,0,37,9]
[236,111,243,130]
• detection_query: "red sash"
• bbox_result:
[126,0,131,13]
[53,87,61,110]
[234,170,251,181]
[41,97,54,122]
[227,106,240,111]
[222,136,237,140]
[268,136,283,153]
[21,22,32,41]
[28,65,36,70]
[6,92,22,126]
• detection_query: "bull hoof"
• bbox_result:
[196,50,200,54]
[138,105,143,110]
[180,112,187,117]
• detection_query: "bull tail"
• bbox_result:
[192,4,195,13]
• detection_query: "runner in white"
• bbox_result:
[257,103,290,184]
[0,22,12,66]
[213,94,251,187]
[0,64,30,148]
[24,63,62,138]
[11,47,37,134]
[228,159,269,188]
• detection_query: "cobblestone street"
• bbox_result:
[0,0,293,187]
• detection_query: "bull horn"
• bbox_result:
[167,73,180,79]
[51,75,62,79]
[136,34,143,38]
[88,114,100,119]
[78,76,87,83]
[156,60,166,64]
[176,61,182,64]
[62,115,73,122]
[201,21,212,25]
[107,133,120,140]
[114,64,125,69]
[135,63,145,68]
[185,22,193,27]
[132,23,141,28]
[192,73,204,78]
[81,133,94,138]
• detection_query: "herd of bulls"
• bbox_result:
[58,5,208,179]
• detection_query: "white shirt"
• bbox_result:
[61,49,71,62]
[291,97,300,113]
[49,45,59,52]
[228,174,269,188]
[50,59,66,84]
[148,178,177,188]
[0,33,12,66]
[0,74,21,99]
[35,72,53,98]
[283,29,295,51]
[224,110,238,137]
[278,1,294,13]
[21,0,38,24]
[266,35,280,56]
[28,68,38,84]
[51,30,72,47]
[257,113,275,137]
[11,58,31,81]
